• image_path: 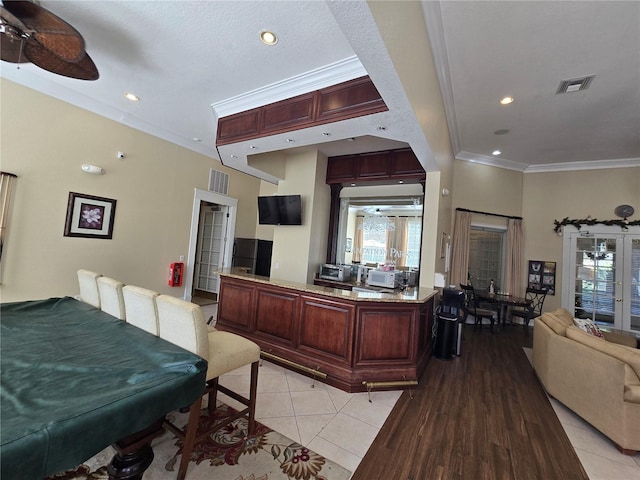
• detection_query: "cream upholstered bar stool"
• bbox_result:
[122,285,160,335]
[76,269,102,308]
[96,276,126,320]
[155,294,260,480]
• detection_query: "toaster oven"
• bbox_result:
[319,264,352,282]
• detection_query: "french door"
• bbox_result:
[194,205,228,294]
[562,226,640,332]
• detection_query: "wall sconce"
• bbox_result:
[81,164,105,175]
[441,188,450,197]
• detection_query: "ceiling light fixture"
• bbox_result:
[377,126,387,131]
[492,150,502,156]
[322,132,331,136]
[500,96,514,105]
[494,129,509,135]
[192,137,201,142]
[286,139,295,143]
[81,164,104,175]
[124,92,139,102]
[259,30,278,45]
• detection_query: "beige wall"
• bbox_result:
[522,167,640,311]
[452,160,640,312]
[270,148,330,284]
[0,79,261,302]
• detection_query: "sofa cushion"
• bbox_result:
[567,326,640,379]
[539,314,569,336]
[548,308,574,326]
[573,318,604,338]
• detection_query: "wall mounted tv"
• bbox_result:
[258,195,302,225]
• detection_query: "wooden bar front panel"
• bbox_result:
[355,306,416,366]
[298,296,354,365]
[217,279,256,332]
[255,288,300,346]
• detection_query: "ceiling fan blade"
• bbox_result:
[24,40,99,80]
[0,32,28,63]
[2,0,85,62]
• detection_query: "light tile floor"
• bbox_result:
[216,360,402,475]
[204,304,640,479]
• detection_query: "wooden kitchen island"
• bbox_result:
[216,271,437,392]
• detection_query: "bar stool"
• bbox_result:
[155,294,260,480]
[76,269,102,308]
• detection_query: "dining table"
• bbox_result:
[0,296,207,480]
[475,290,531,330]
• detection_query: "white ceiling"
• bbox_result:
[2,1,639,182]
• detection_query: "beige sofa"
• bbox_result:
[533,308,640,455]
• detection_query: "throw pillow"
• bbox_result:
[573,318,605,338]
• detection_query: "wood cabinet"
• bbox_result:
[217,274,435,392]
[325,148,425,185]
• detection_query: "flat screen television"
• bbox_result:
[258,195,302,225]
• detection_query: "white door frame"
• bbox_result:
[183,189,238,301]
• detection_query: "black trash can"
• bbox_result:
[434,312,458,360]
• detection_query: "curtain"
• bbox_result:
[0,172,17,283]
[352,216,364,263]
[450,210,472,288]
[504,218,524,296]
[391,217,408,267]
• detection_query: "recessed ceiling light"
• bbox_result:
[398,180,404,184]
[124,92,139,102]
[229,154,238,159]
[499,96,514,105]
[350,183,356,187]
[259,30,278,45]
[286,139,295,143]
[347,137,356,142]
[377,126,387,131]
[322,132,331,136]
[492,150,502,156]
[249,145,257,149]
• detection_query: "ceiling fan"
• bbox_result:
[0,0,98,80]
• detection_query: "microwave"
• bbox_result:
[319,264,352,282]
[367,270,403,288]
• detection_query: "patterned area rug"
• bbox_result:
[45,404,352,480]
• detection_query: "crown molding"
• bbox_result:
[524,157,640,173]
[456,151,528,172]
[210,56,367,119]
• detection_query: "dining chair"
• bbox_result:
[76,269,102,308]
[511,287,548,335]
[96,276,126,320]
[460,283,498,333]
[122,285,159,335]
[156,294,260,480]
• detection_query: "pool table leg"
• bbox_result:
[107,418,164,480]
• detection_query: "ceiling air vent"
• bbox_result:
[556,75,595,94]
[208,169,229,195]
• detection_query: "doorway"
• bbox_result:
[562,225,640,332]
[184,189,238,302]
[192,203,228,304]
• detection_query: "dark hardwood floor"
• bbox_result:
[352,323,589,480]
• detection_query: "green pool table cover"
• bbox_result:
[1,297,207,480]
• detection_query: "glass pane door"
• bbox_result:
[574,236,619,325]
[628,238,640,331]
[564,227,640,333]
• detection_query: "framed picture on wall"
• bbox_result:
[528,260,556,295]
[64,192,117,239]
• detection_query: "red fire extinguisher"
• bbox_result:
[168,262,184,287]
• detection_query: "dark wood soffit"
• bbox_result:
[216,76,388,146]
[325,148,426,185]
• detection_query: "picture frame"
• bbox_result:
[528,260,556,295]
[64,192,117,239]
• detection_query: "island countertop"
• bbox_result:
[219,270,438,304]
